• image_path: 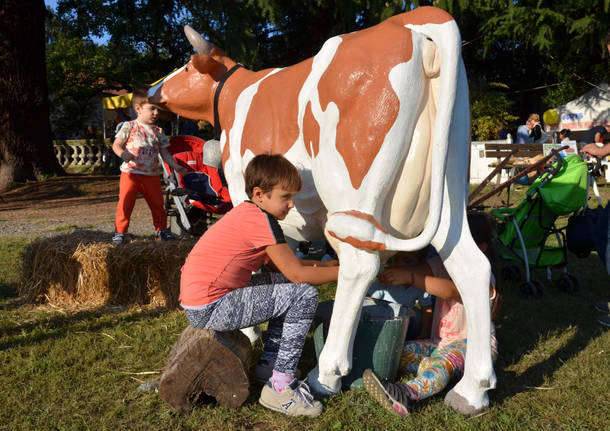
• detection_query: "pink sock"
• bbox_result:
[271,370,295,392]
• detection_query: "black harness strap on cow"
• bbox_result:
[213,64,242,140]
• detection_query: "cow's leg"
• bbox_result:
[307,243,379,396]
[431,209,496,415]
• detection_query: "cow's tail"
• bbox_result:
[327,12,466,252]
[384,16,464,251]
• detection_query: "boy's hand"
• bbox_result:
[378,268,414,286]
[120,151,135,162]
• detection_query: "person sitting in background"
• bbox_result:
[559,129,571,143]
[582,124,610,145]
[516,113,541,143]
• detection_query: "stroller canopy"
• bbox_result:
[529,154,588,216]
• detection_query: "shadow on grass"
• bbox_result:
[491,254,608,404]
[0,303,169,351]
[0,283,23,310]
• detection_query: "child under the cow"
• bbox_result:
[367,249,435,340]
[363,212,501,416]
[179,154,339,418]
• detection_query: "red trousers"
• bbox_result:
[115,172,166,233]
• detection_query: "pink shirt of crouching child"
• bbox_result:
[427,255,498,351]
[179,201,285,308]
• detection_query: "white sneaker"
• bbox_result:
[259,379,323,417]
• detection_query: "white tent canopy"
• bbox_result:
[545,82,610,131]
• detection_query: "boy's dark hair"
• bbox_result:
[559,129,571,138]
[245,154,302,199]
[132,86,150,107]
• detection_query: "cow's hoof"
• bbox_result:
[306,367,341,400]
[444,388,488,416]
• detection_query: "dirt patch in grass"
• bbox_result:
[0,175,159,239]
[1,174,608,239]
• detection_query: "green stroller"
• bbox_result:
[491,153,588,297]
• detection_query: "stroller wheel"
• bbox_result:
[568,274,580,292]
[531,280,545,297]
[519,281,538,299]
[557,273,578,293]
[502,265,522,282]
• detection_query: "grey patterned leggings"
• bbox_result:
[184,272,318,373]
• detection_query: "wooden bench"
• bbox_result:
[475,143,545,205]
[484,143,545,184]
[484,143,545,160]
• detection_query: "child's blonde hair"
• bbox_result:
[245,154,302,199]
[527,113,540,124]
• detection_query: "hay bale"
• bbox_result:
[19,231,197,308]
[159,326,252,411]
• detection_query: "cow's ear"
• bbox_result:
[191,54,225,80]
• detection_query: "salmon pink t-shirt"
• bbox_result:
[179,201,285,308]
[427,255,498,351]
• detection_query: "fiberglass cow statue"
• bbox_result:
[149,6,495,415]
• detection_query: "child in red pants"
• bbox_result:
[111,86,187,245]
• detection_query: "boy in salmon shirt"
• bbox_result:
[180,154,339,417]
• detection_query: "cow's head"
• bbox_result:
[148,26,238,123]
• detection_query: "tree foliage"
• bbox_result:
[46,19,110,136]
[47,0,610,140]
[470,80,519,141]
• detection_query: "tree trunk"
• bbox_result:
[0,0,64,191]
[159,326,252,412]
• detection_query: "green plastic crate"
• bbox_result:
[313,297,413,390]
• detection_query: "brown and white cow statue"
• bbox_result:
[149,6,495,415]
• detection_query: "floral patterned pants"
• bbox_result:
[399,339,498,401]
[399,339,466,401]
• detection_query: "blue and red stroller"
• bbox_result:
[161,136,232,236]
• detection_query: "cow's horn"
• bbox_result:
[184,25,213,55]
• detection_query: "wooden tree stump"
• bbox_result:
[159,326,252,411]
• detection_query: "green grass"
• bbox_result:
[1,191,609,430]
